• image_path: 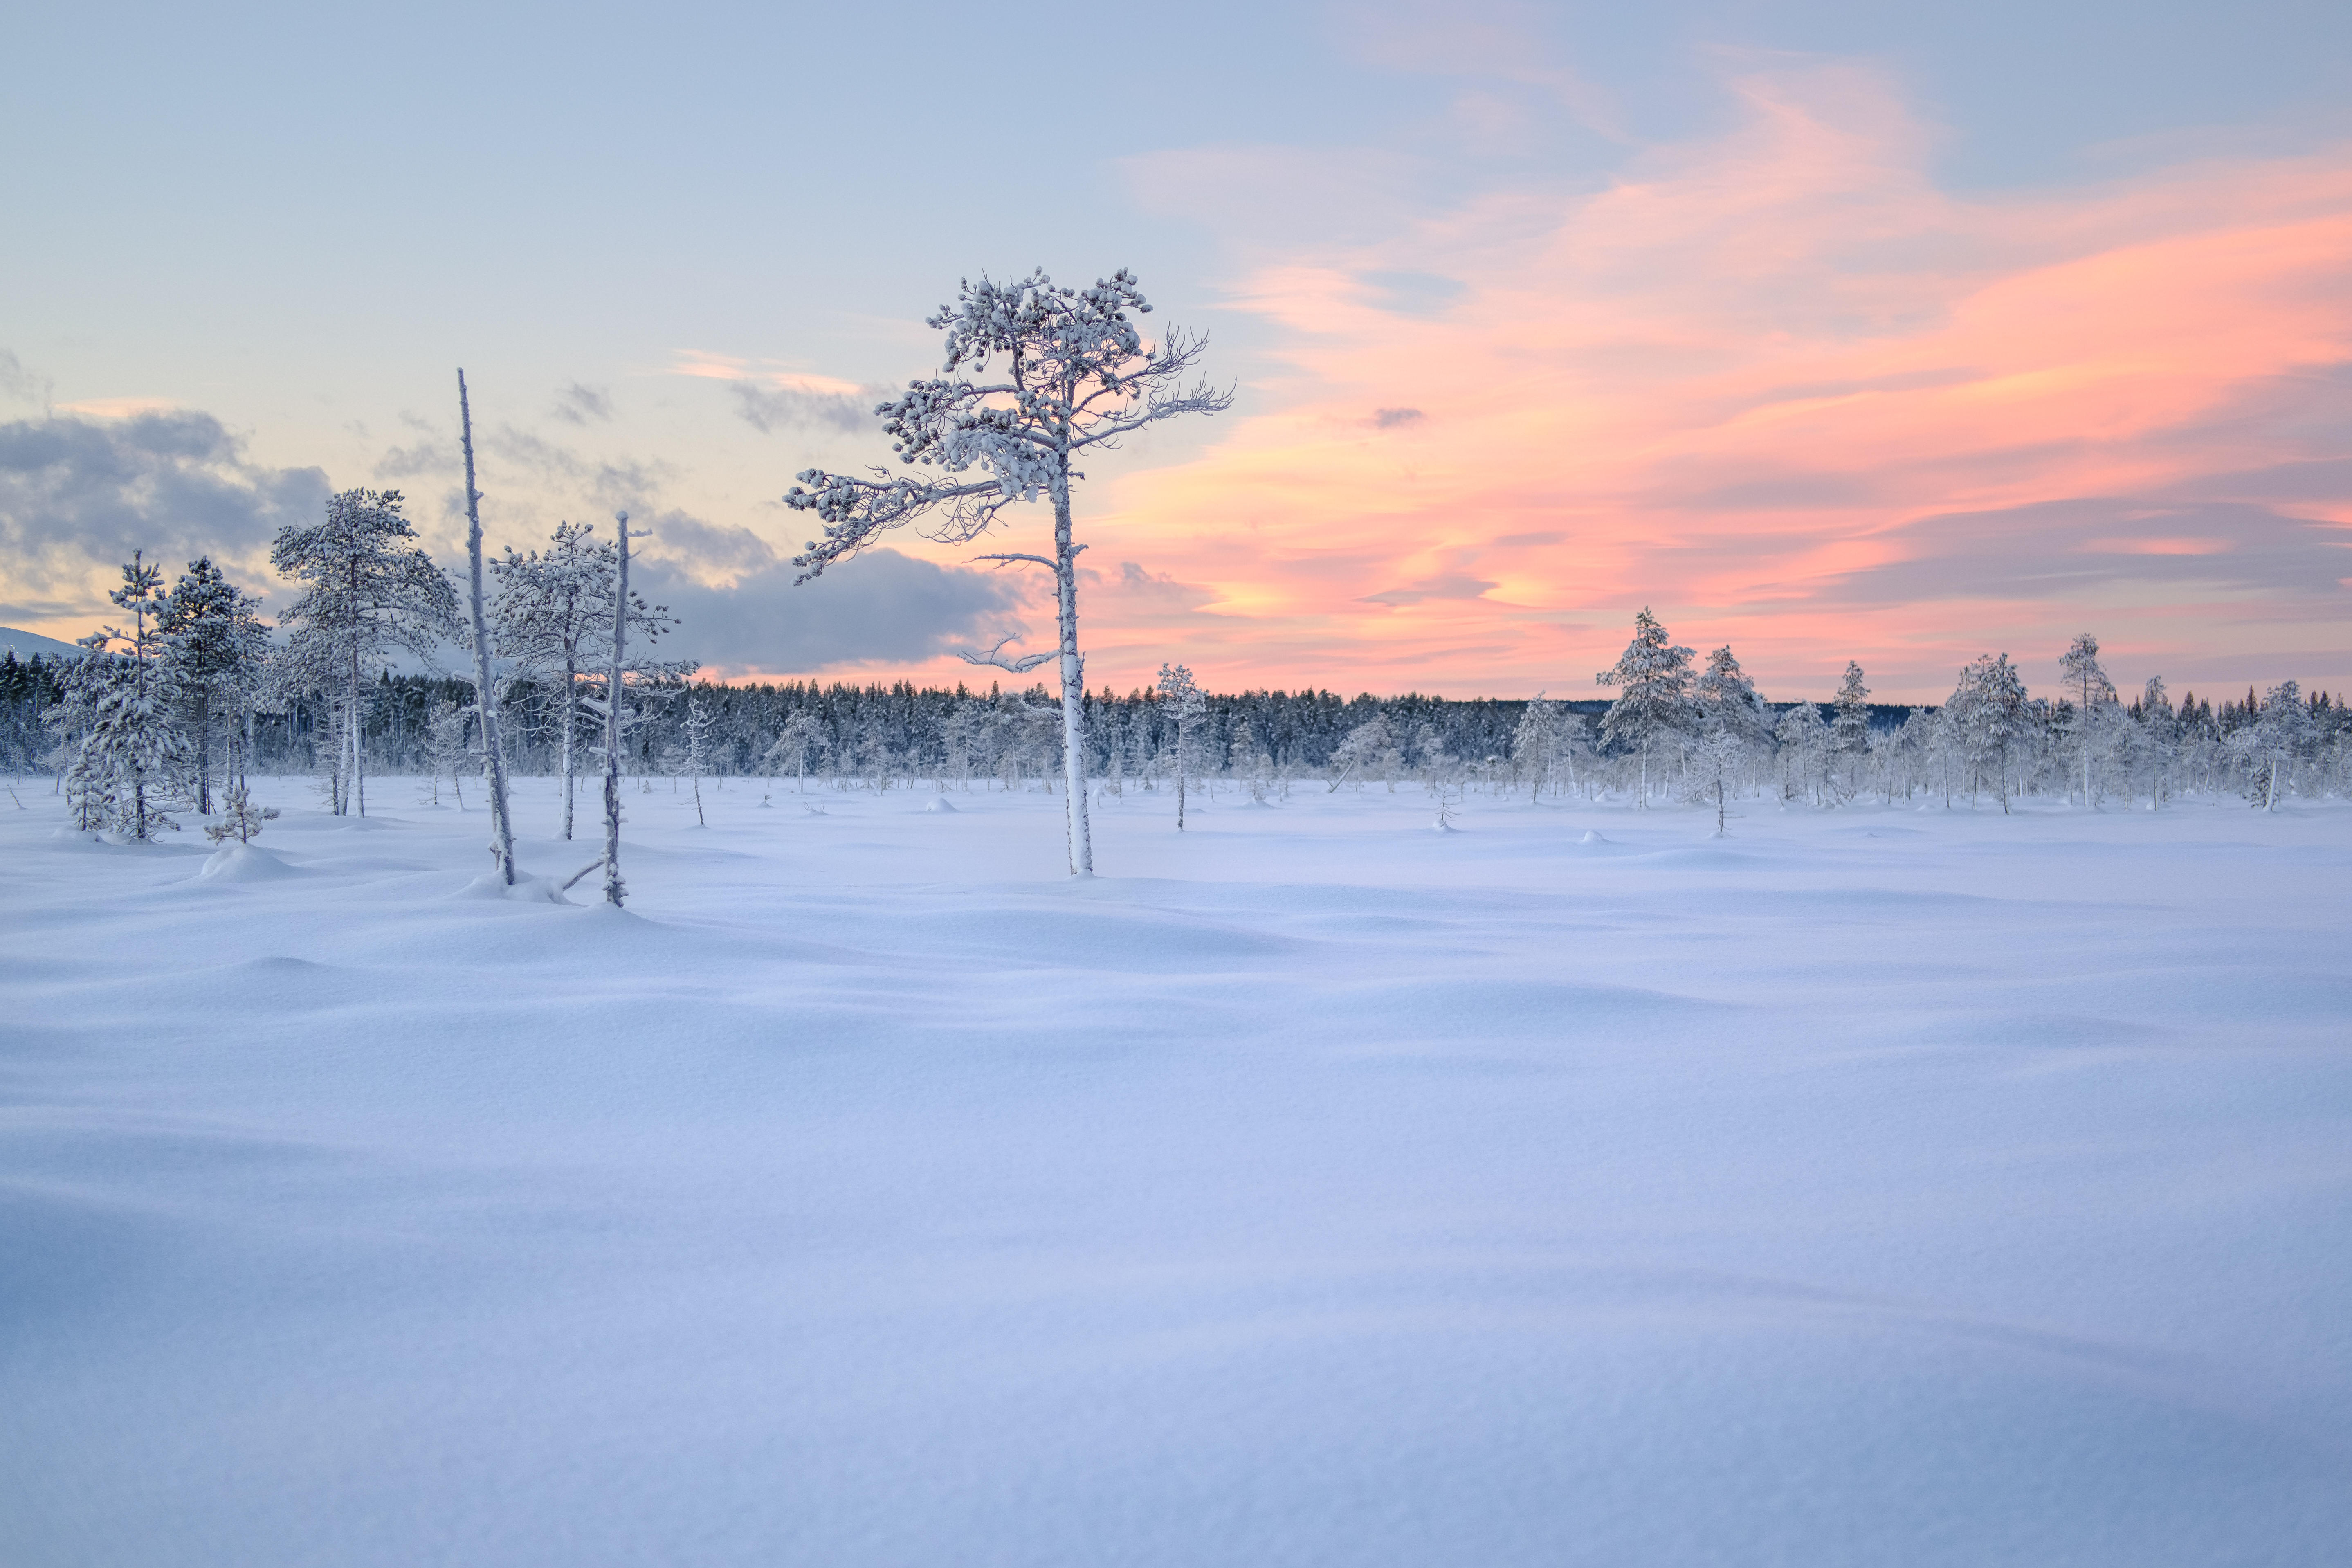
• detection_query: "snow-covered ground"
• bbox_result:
[5,774,2350,1566]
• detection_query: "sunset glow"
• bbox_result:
[1067,69,2352,699]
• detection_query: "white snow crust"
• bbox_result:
[4,776,2349,1566]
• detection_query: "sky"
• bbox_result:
[3,0,2349,701]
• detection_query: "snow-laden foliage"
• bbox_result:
[203,782,279,844]
[1597,608,1698,807]
[70,553,194,840]
[269,489,460,818]
[9,606,2350,820]
[784,269,1232,875]
[492,519,688,840]
[156,557,271,815]
[1155,662,1208,829]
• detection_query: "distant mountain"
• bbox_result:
[0,626,89,660]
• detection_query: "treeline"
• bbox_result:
[9,643,2346,813]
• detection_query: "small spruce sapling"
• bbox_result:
[205,784,279,845]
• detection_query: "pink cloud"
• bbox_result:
[1080,64,2352,701]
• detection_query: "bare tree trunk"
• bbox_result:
[602,512,630,907]
[1176,718,1188,830]
[346,650,362,817]
[560,643,576,840]
[193,688,212,815]
[1051,475,1093,876]
[459,370,516,884]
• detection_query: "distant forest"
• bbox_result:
[8,649,2343,812]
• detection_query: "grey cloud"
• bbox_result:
[1494,529,1564,547]
[2163,456,2352,505]
[1094,559,1217,611]
[1360,572,1496,608]
[1819,496,2352,606]
[1370,407,1425,429]
[640,511,780,577]
[552,383,613,425]
[0,411,326,618]
[633,547,1027,672]
[730,381,873,436]
[376,434,452,481]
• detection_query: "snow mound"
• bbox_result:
[195,843,299,882]
[455,870,574,904]
[1579,830,1611,845]
[925,797,958,813]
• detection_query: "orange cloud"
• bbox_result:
[1080,65,2352,700]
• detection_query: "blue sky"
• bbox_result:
[4,1,2348,695]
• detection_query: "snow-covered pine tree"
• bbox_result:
[1156,663,1209,829]
[424,699,468,806]
[1683,726,1745,837]
[683,692,715,827]
[1694,647,1774,749]
[1511,694,1566,801]
[786,270,1233,876]
[270,489,460,817]
[156,557,270,816]
[42,643,110,828]
[1597,609,1696,808]
[2246,680,2314,811]
[492,519,684,839]
[82,553,191,841]
[1326,715,1396,793]
[1773,699,1829,804]
[2058,633,2116,808]
[766,710,829,792]
[1829,661,1871,800]
[2131,677,2177,809]
[1950,653,2028,812]
[204,783,279,845]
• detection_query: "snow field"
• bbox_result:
[4,775,2350,1566]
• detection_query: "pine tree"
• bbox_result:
[493,519,685,839]
[1773,699,1829,805]
[1683,727,1745,837]
[787,270,1233,876]
[1829,661,1871,799]
[2246,680,2314,811]
[2058,633,2116,807]
[1694,648,1774,748]
[684,693,716,827]
[81,554,191,841]
[1949,654,2029,812]
[425,699,470,807]
[157,557,271,815]
[1597,608,1696,808]
[204,783,279,845]
[1156,663,1208,829]
[270,490,460,817]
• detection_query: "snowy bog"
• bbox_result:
[5,775,2350,1566]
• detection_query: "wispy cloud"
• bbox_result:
[667,350,862,396]
[1099,62,2352,697]
[54,396,178,419]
